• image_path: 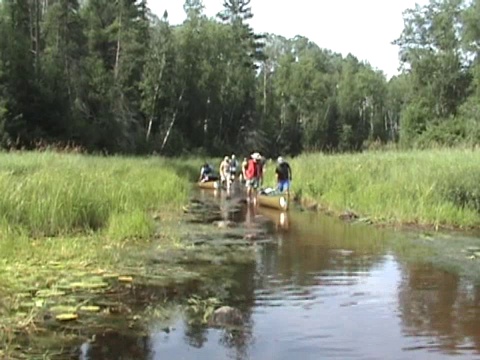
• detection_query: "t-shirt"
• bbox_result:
[201,165,212,176]
[246,159,259,179]
[275,162,291,181]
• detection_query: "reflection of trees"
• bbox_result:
[182,259,256,358]
[255,210,388,290]
[80,331,152,360]
[398,263,480,353]
[183,324,209,348]
[219,326,253,360]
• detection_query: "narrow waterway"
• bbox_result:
[79,188,480,360]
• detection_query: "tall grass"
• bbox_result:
[268,149,480,228]
[0,152,192,237]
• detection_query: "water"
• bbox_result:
[79,190,480,360]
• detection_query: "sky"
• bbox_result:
[148,0,429,79]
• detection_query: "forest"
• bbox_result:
[0,0,479,156]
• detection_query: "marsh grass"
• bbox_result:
[0,152,192,236]
[264,149,480,228]
[0,152,201,355]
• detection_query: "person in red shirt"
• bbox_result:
[245,152,262,203]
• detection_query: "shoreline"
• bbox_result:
[296,194,480,234]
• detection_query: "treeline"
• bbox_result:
[0,0,479,156]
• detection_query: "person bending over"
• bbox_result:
[275,156,292,195]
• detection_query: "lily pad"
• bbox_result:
[50,305,77,313]
[80,305,101,313]
[102,273,120,279]
[36,289,66,298]
[19,301,35,308]
[69,281,109,290]
[55,313,78,321]
[16,293,32,299]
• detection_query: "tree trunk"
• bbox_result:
[30,0,41,76]
[146,82,161,141]
[263,62,268,116]
[114,9,122,81]
[160,89,185,152]
[146,52,166,141]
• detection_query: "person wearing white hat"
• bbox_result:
[245,152,262,202]
[275,156,292,195]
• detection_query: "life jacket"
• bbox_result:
[245,159,258,179]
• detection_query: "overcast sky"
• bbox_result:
[148,0,429,78]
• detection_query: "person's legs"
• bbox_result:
[252,178,260,205]
[278,179,290,193]
[246,179,253,202]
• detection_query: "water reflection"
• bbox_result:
[80,332,152,360]
[398,263,480,355]
[79,191,480,359]
[257,207,290,231]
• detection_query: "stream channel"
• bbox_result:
[72,186,480,360]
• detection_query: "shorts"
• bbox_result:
[246,178,260,189]
[278,179,290,192]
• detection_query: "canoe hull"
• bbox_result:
[258,194,289,211]
[198,181,220,190]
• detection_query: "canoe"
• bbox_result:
[198,180,220,190]
[257,193,289,211]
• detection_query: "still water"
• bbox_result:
[80,190,480,360]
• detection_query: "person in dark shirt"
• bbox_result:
[199,162,214,182]
[275,156,292,194]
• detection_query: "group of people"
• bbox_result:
[199,154,239,188]
[199,152,292,201]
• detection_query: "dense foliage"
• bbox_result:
[0,0,479,156]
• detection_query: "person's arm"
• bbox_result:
[288,164,292,180]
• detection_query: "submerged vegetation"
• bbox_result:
[281,149,480,229]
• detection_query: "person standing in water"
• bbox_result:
[219,156,231,190]
[245,152,262,203]
[230,154,239,182]
[275,156,292,196]
[241,156,249,184]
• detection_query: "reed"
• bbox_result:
[264,149,480,228]
[0,152,192,237]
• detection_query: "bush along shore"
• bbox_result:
[0,152,198,358]
[267,149,480,230]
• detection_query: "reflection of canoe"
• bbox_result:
[257,207,289,229]
[198,181,220,190]
[258,193,289,211]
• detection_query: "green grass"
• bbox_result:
[0,151,192,237]
[264,149,480,229]
[0,151,199,354]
